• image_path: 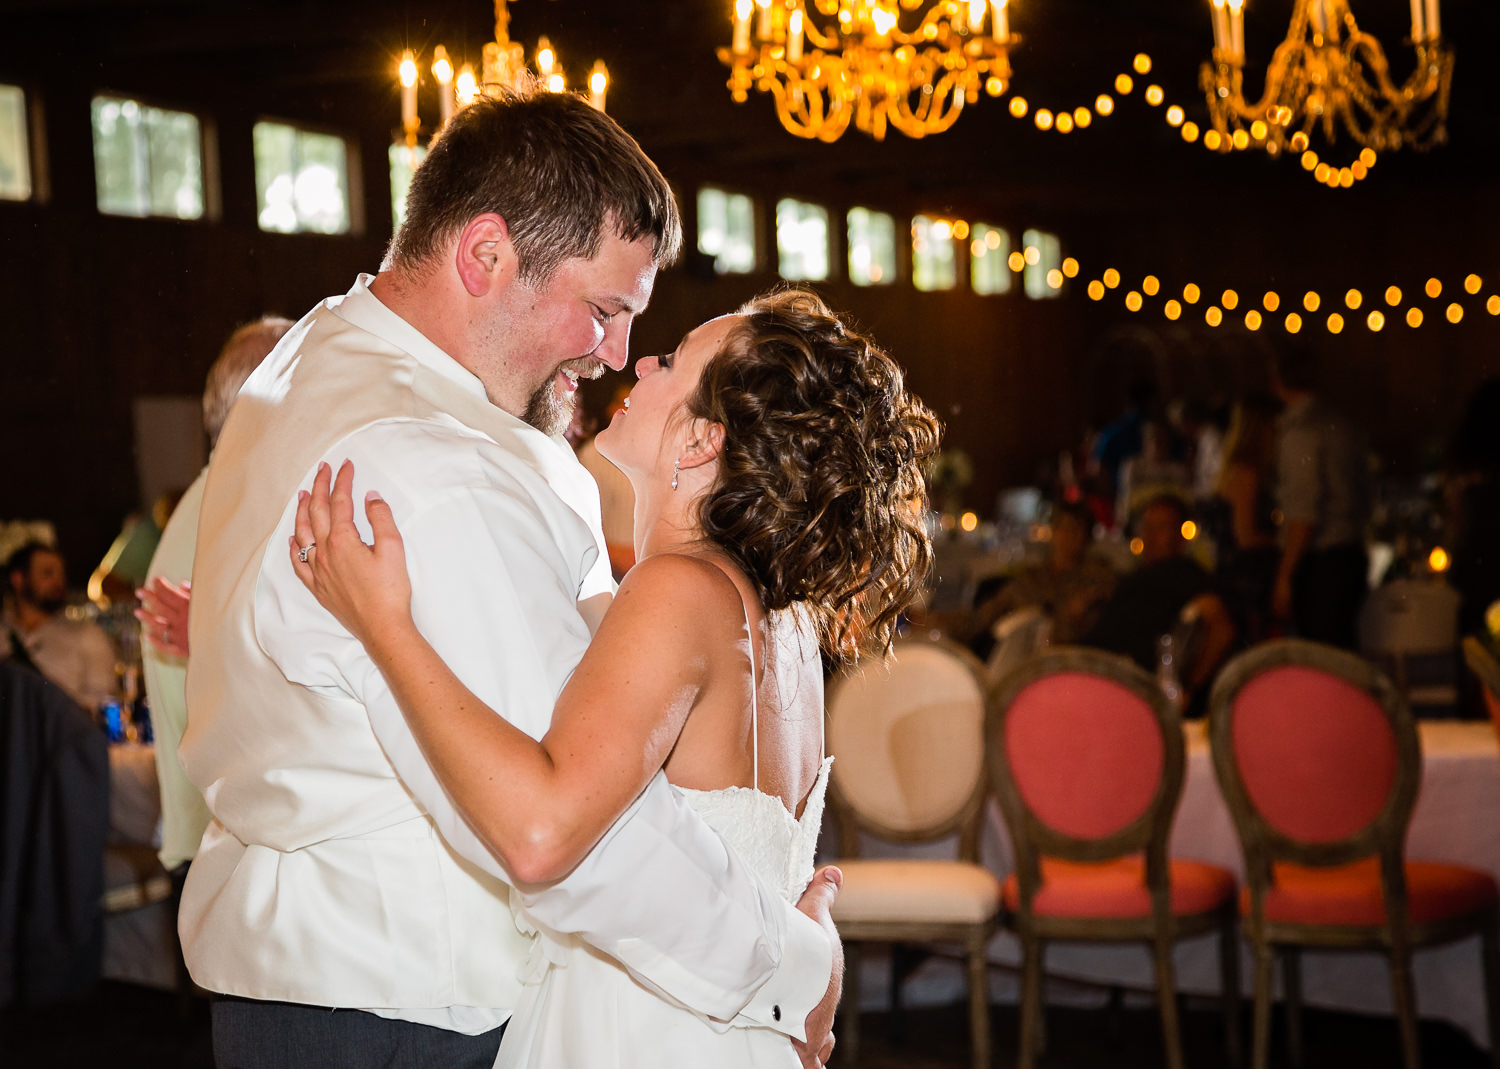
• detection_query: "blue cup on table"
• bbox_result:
[102,698,126,743]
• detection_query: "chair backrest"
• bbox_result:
[1208,639,1418,884]
[987,648,1183,908]
[1359,579,1460,658]
[826,637,989,857]
[984,607,1050,689]
[1461,636,1500,743]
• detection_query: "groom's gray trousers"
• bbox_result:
[211,996,505,1069]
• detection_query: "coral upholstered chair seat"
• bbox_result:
[824,638,1000,1069]
[1209,640,1500,1069]
[1002,856,1237,920]
[988,648,1240,1069]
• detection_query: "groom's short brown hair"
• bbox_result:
[386,88,681,286]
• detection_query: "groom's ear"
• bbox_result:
[454,213,518,297]
[677,420,725,471]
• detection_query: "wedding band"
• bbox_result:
[298,541,316,563]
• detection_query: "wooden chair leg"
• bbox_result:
[840,942,861,1064]
[1481,912,1500,1069]
[967,935,991,1069]
[1389,948,1422,1069]
[1252,942,1275,1069]
[1220,911,1243,1067]
[1019,935,1045,1069]
[1153,933,1185,1069]
[1284,946,1304,1068]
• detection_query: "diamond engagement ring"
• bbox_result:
[298,541,316,563]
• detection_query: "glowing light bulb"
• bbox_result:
[1182,121,1200,142]
[1143,275,1160,296]
[1360,147,1377,167]
[1386,286,1402,306]
[1339,167,1354,188]
[547,72,566,93]
[960,511,979,533]
[1264,291,1280,312]
[1426,277,1442,299]
[1285,313,1303,333]
[952,220,970,240]
[1204,130,1223,150]
[1232,129,1249,150]
[1145,85,1164,106]
[1134,53,1152,74]
[432,47,453,85]
[456,64,479,105]
[1166,105,1185,127]
[1126,291,1144,312]
[1074,107,1092,128]
[932,220,952,240]
[1182,520,1198,540]
[1035,108,1054,131]
[1096,94,1115,115]
[1327,313,1344,334]
[590,67,609,95]
[1055,112,1074,134]
[871,6,898,35]
[1367,310,1385,331]
[1447,303,1464,324]
[1024,245,1041,266]
[1222,289,1239,310]
[1466,274,1483,295]
[1352,161,1368,180]
[1103,268,1121,289]
[1088,280,1106,300]
[1430,546,1450,572]
[1250,119,1268,140]
[1164,299,1182,320]
[1406,307,1424,328]
[1206,306,1223,327]
[1008,250,1026,272]
[399,53,418,87]
[1303,291,1320,312]
[1062,257,1079,278]
[1183,283,1201,304]
[1489,295,1500,316]
[1246,309,1263,330]
[1301,150,1319,171]
[1010,96,1029,118]
[986,76,1005,96]
[1115,73,1135,95]
[1345,289,1362,310]
[1314,162,1331,183]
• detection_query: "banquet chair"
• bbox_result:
[1461,636,1500,743]
[1359,579,1461,712]
[824,637,1001,1069]
[988,648,1240,1069]
[1209,639,1500,1069]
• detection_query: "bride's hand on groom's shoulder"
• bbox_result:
[290,459,414,652]
[792,865,844,1069]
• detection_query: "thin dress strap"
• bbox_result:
[741,591,759,791]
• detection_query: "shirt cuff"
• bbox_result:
[733,899,833,1041]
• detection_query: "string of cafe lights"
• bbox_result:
[1080,266,1500,334]
[1003,53,1375,190]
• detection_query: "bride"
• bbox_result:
[288,288,938,1067]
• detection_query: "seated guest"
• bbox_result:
[1083,495,1236,707]
[926,501,1117,649]
[2,542,117,711]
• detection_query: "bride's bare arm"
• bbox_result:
[291,460,727,883]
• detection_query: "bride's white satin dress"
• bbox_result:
[496,756,832,1068]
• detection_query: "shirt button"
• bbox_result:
[772,1005,781,1022]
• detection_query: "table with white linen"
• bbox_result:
[831,720,1500,1050]
[105,742,176,989]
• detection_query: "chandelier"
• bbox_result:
[1199,0,1453,163]
[719,0,1017,142]
[395,0,609,148]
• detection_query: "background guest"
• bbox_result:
[135,315,292,874]
[1271,348,1372,649]
[1083,494,1236,710]
[1115,420,1193,532]
[1211,396,1282,644]
[2,542,117,711]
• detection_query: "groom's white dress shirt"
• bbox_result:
[177,275,830,1040]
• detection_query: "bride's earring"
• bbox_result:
[672,459,680,491]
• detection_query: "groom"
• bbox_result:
[177,90,841,1068]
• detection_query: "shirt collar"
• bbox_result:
[333,273,488,402]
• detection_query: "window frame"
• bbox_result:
[969,223,1013,296]
[774,196,831,282]
[696,184,760,276]
[253,116,364,237]
[847,205,898,287]
[89,91,219,223]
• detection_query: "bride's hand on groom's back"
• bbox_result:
[791,865,844,1068]
[290,460,414,653]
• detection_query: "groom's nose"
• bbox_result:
[593,317,633,372]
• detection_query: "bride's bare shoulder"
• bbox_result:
[611,552,747,625]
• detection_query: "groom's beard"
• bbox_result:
[524,358,605,436]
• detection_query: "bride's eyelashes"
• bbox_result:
[659,352,675,370]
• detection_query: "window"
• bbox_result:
[776,198,829,281]
[254,121,352,234]
[388,142,427,229]
[697,187,756,274]
[970,224,1011,295]
[911,215,956,292]
[91,95,203,219]
[1023,228,1064,299]
[847,207,896,286]
[0,85,30,201]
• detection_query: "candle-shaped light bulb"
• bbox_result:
[1410,0,1426,39]
[1227,0,1244,59]
[1425,0,1440,38]
[788,7,804,61]
[871,3,898,36]
[432,45,455,126]
[993,0,1009,42]
[968,0,987,34]
[536,37,555,76]
[756,0,773,39]
[547,72,565,93]
[456,64,478,106]
[588,60,609,111]
[733,0,753,52]
[399,49,419,138]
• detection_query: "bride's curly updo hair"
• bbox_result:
[685,289,941,665]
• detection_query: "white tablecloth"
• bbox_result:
[105,742,176,990]
[832,720,1500,1050]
